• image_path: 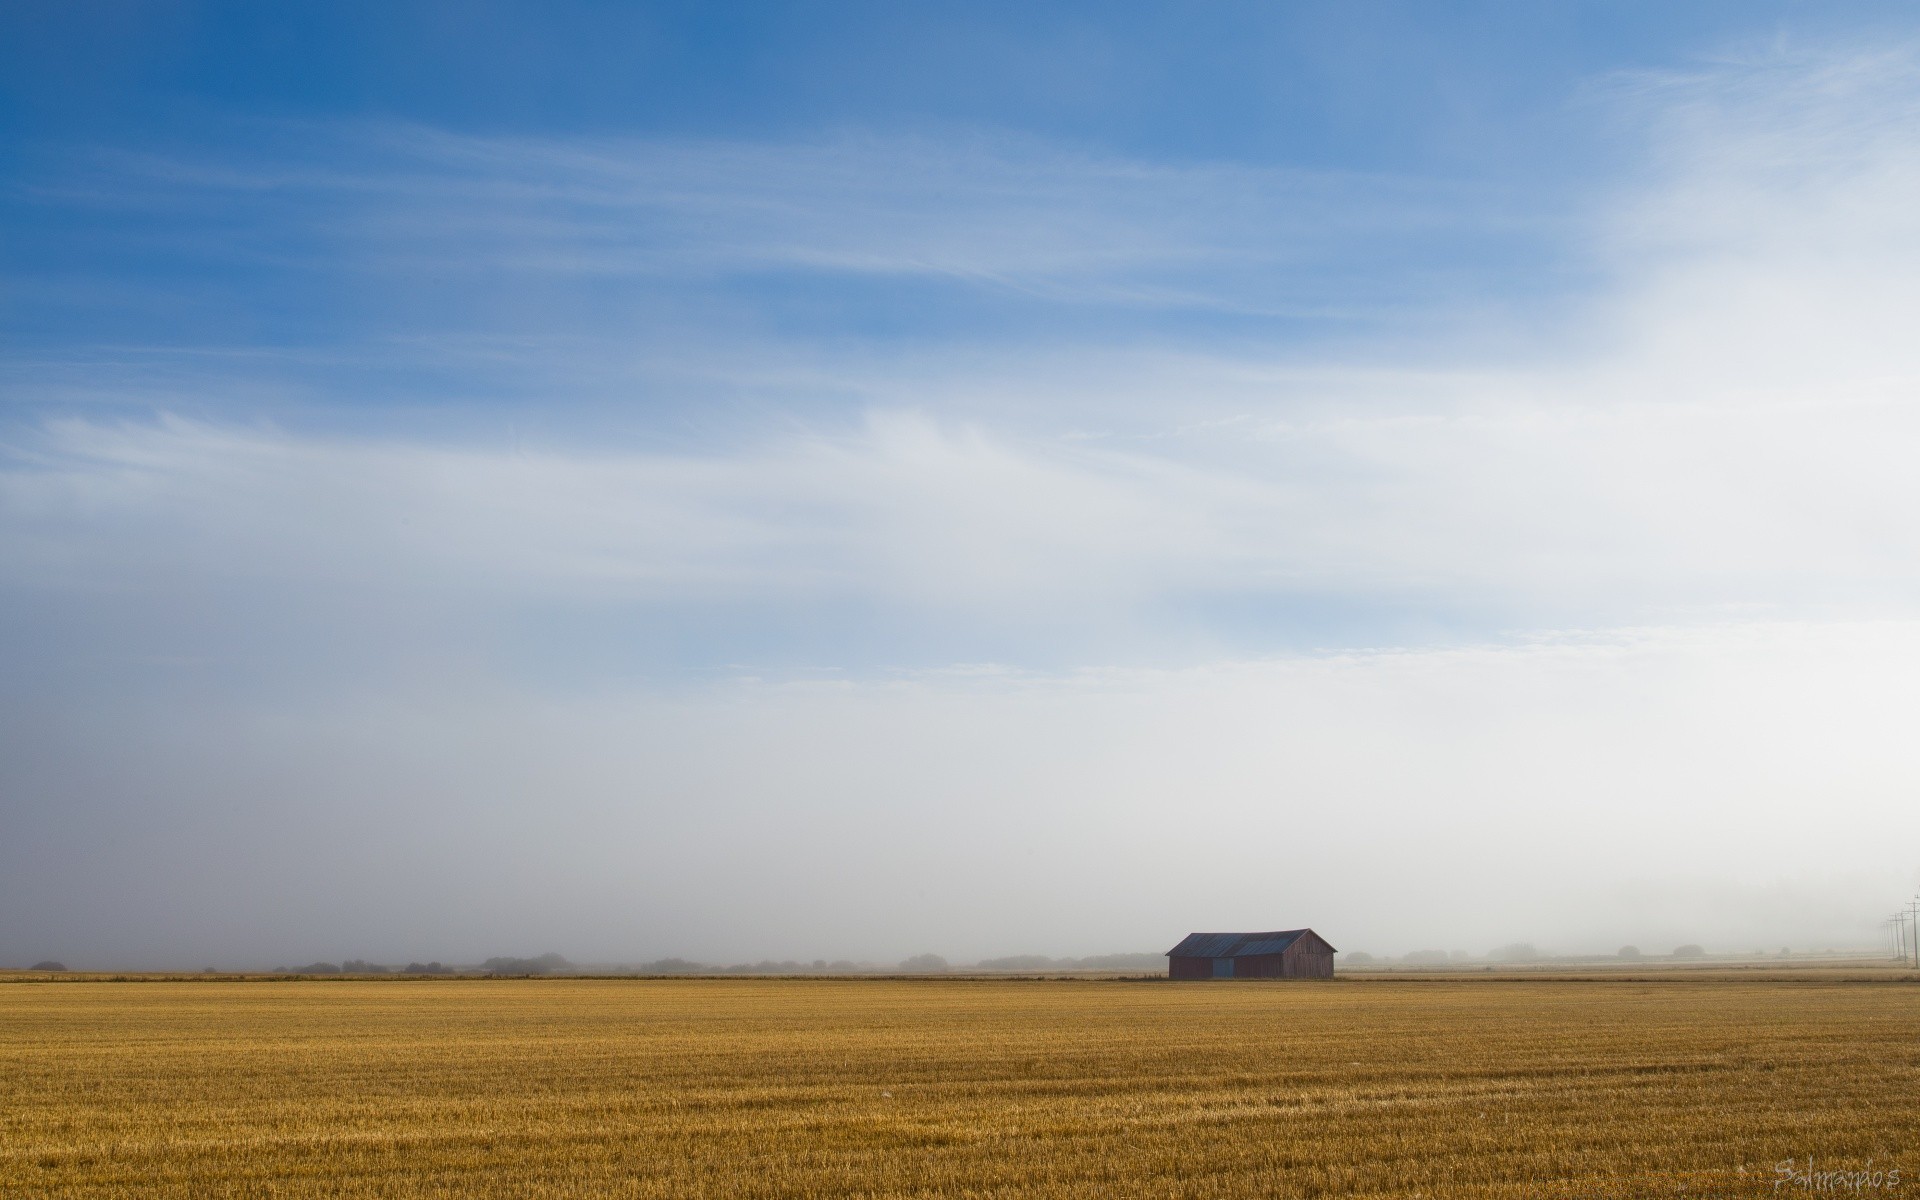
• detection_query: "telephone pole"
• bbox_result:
[1908,899,1920,969]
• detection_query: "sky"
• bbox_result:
[5,2,1920,968]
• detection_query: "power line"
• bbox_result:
[1890,909,1914,968]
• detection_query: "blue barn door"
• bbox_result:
[1212,957,1233,978]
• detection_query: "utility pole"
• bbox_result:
[1908,899,1920,969]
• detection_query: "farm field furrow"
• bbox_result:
[1,978,1914,1197]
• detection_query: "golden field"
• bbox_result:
[2,974,1916,1197]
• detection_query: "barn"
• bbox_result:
[1166,929,1337,979]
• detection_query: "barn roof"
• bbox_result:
[1166,929,1333,957]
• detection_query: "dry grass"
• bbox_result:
[2,975,1915,1197]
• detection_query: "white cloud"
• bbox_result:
[1591,43,1920,400]
[0,411,1226,609]
[4,376,1917,663]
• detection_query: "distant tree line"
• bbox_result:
[1341,944,1720,965]
[973,953,1166,971]
[35,940,1748,978]
[626,958,919,974]
[275,960,457,975]
[595,952,1167,974]
[481,954,570,975]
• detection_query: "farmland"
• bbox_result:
[2,975,1915,1197]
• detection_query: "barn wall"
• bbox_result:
[1281,945,1334,978]
[1180,953,1331,979]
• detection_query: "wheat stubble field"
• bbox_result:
[1,976,1915,1198]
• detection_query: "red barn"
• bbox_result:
[1166,929,1337,979]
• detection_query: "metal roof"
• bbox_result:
[1166,929,1327,958]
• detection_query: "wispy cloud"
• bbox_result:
[33,120,1539,323]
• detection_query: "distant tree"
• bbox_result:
[1617,945,1642,960]
[1449,950,1473,962]
[1076,953,1166,971]
[898,953,949,973]
[1403,949,1449,965]
[637,958,704,975]
[341,960,390,974]
[728,960,807,974]
[293,962,342,974]
[1343,951,1375,964]
[827,960,860,973]
[404,962,453,975]
[30,961,66,972]
[482,953,569,975]
[976,955,1061,971]
[1491,943,1541,963]
[1672,944,1707,959]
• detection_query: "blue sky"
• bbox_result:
[7,1,1903,417]
[0,3,1849,149]
[5,3,1920,966]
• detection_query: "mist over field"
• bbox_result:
[6,5,1920,970]
[5,623,1916,969]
